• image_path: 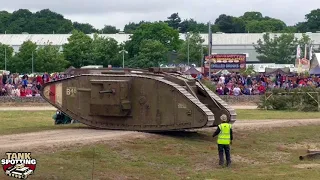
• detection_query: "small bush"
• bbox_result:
[201,79,216,92]
[258,87,320,112]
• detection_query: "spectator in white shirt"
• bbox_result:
[219,75,225,85]
[233,85,242,96]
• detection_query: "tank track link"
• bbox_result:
[196,81,237,124]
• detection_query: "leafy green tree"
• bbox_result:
[240,12,263,21]
[281,26,297,33]
[254,33,311,64]
[91,34,121,66]
[0,9,84,34]
[302,9,320,32]
[232,17,246,33]
[296,22,308,33]
[245,19,287,33]
[166,13,181,30]
[101,25,119,34]
[62,30,93,67]
[177,32,205,66]
[31,9,74,34]
[5,9,33,33]
[128,40,168,68]
[8,40,37,73]
[0,43,14,70]
[35,44,69,73]
[123,21,148,33]
[0,11,12,33]
[214,14,234,32]
[179,19,210,33]
[73,22,98,34]
[126,22,182,58]
[214,14,246,33]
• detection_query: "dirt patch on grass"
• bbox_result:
[283,143,320,151]
[293,163,320,169]
[232,155,261,165]
[0,129,149,153]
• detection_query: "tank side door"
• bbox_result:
[89,79,131,116]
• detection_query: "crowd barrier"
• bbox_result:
[0,95,261,106]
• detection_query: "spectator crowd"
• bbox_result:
[202,72,320,96]
[0,72,68,97]
[1,70,320,97]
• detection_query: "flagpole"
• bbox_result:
[296,44,301,74]
[304,44,307,59]
[309,44,312,60]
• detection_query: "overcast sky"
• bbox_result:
[2,0,320,30]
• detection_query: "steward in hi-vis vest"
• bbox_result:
[212,116,233,167]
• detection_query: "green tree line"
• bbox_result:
[0,9,320,34]
[0,23,207,73]
[0,21,315,74]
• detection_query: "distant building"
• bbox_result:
[0,32,319,62]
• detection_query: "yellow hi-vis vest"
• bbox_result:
[217,123,232,145]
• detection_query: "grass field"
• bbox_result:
[0,110,319,135]
[236,109,320,120]
[0,111,84,135]
[0,110,320,179]
[0,125,319,180]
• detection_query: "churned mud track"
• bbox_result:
[0,119,320,152]
[0,128,148,152]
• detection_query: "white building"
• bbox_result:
[0,32,319,62]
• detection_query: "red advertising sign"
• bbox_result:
[205,54,246,69]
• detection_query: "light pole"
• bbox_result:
[208,21,212,79]
[32,51,34,73]
[187,32,190,66]
[199,31,203,68]
[119,47,128,68]
[4,47,6,71]
[201,44,204,69]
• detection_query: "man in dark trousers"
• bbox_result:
[212,115,233,167]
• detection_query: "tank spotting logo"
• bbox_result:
[1,152,36,179]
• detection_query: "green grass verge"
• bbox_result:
[0,110,319,135]
[236,109,320,120]
[0,111,85,135]
[1,125,318,180]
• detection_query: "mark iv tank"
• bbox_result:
[41,67,236,131]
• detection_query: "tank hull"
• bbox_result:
[41,69,236,131]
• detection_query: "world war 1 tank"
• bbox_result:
[40,67,236,131]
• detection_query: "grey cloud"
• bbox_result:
[2,0,320,30]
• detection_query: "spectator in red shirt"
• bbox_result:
[298,79,306,86]
[258,83,266,95]
[19,86,26,97]
[36,75,43,85]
